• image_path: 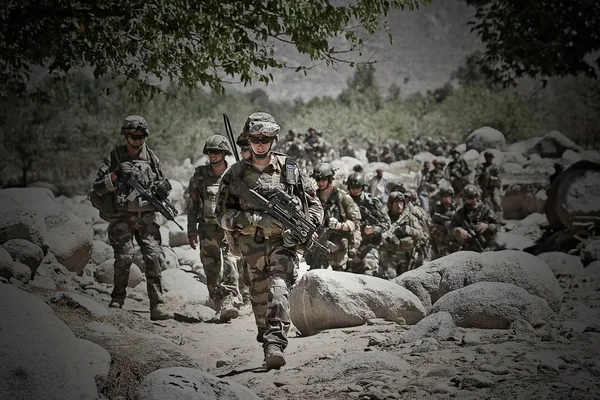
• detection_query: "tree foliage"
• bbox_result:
[0,0,426,98]
[465,0,600,86]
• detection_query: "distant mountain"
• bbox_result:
[227,0,482,101]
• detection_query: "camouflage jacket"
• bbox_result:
[450,201,500,246]
[366,146,380,162]
[339,145,357,158]
[406,202,433,234]
[426,168,447,189]
[430,201,456,236]
[317,187,361,247]
[475,162,501,190]
[186,163,228,235]
[350,192,391,245]
[215,154,323,236]
[382,208,427,253]
[93,144,165,212]
[446,158,471,181]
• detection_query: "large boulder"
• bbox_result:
[0,284,99,399]
[137,367,261,400]
[545,160,600,232]
[90,239,114,265]
[502,183,546,219]
[394,250,562,312]
[490,232,535,251]
[1,238,44,276]
[396,311,457,343]
[466,126,506,152]
[94,259,143,288]
[413,151,436,164]
[0,196,48,250]
[431,282,555,329]
[45,211,93,275]
[527,130,583,158]
[507,137,541,155]
[0,246,14,280]
[135,268,210,311]
[290,269,426,336]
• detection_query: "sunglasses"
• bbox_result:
[248,136,273,144]
[207,149,223,155]
[128,134,146,141]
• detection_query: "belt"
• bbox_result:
[239,225,283,238]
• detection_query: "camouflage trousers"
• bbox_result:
[238,234,298,350]
[431,229,458,259]
[198,223,240,305]
[379,247,424,279]
[482,188,503,220]
[108,211,164,308]
[236,258,251,303]
[307,236,349,271]
[347,244,379,276]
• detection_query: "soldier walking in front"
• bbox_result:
[92,115,172,320]
[216,112,323,369]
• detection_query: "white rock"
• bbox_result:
[502,152,529,166]
[537,252,584,277]
[0,246,14,280]
[0,196,48,249]
[462,149,480,166]
[527,130,583,158]
[466,126,506,152]
[501,162,525,174]
[507,137,541,155]
[78,339,111,380]
[562,149,583,165]
[137,367,261,400]
[431,282,555,328]
[290,269,426,336]
[490,232,534,251]
[0,284,99,399]
[10,260,32,283]
[399,311,457,343]
[2,239,44,276]
[45,211,93,275]
[582,239,600,265]
[413,151,436,164]
[395,250,562,312]
[90,239,113,265]
[50,291,110,318]
[308,351,410,383]
[28,275,57,291]
[93,259,143,288]
[518,212,548,227]
[559,302,600,334]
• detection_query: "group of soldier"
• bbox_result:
[91,113,504,371]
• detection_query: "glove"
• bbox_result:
[394,224,407,237]
[115,162,136,178]
[328,217,343,230]
[282,229,296,248]
[154,178,172,199]
[249,212,282,230]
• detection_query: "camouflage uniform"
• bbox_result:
[314,187,361,271]
[366,142,380,163]
[187,163,240,310]
[430,200,458,258]
[450,185,501,252]
[347,191,391,276]
[446,152,471,198]
[339,139,357,158]
[475,153,503,219]
[92,115,172,319]
[380,193,428,278]
[216,113,323,357]
[380,146,395,164]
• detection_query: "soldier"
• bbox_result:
[414,160,431,213]
[446,147,471,200]
[450,184,500,252]
[346,172,391,276]
[394,143,409,161]
[308,163,361,271]
[187,135,245,322]
[380,192,428,278]
[475,150,503,220]
[430,186,458,259]
[380,144,395,164]
[216,112,323,369]
[339,138,357,158]
[92,115,172,320]
[366,140,380,163]
[367,168,389,205]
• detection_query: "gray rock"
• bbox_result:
[395,250,562,312]
[431,282,555,329]
[90,239,113,265]
[527,130,582,158]
[11,261,32,283]
[94,259,143,288]
[466,126,506,152]
[490,232,534,251]
[0,284,99,399]
[460,374,494,389]
[509,319,536,337]
[45,211,93,275]
[0,246,14,280]
[50,291,110,318]
[399,311,457,343]
[137,367,261,400]
[78,339,111,380]
[290,269,426,336]
[86,321,121,334]
[558,302,600,334]
[28,275,57,291]
[2,239,44,275]
[582,240,600,265]
[537,252,584,277]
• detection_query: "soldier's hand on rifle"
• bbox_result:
[249,212,282,229]
[328,217,343,230]
[154,178,172,200]
[475,222,489,233]
[188,234,198,250]
[282,229,296,248]
[457,228,471,240]
[364,225,375,235]
[115,161,136,179]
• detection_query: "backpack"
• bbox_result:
[88,146,161,221]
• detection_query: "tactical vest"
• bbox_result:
[191,165,225,225]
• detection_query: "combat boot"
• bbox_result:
[263,344,286,369]
[150,303,172,321]
[238,298,253,316]
[219,294,240,322]
[108,299,123,309]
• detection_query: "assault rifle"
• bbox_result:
[359,205,380,226]
[230,179,329,254]
[124,176,184,230]
[461,220,487,252]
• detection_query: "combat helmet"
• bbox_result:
[311,162,336,180]
[242,112,280,140]
[439,186,455,197]
[203,135,232,155]
[484,150,496,158]
[121,115,149,136]
[462,184,481,198]
[387,191,406,207]
[346,172,366,188]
